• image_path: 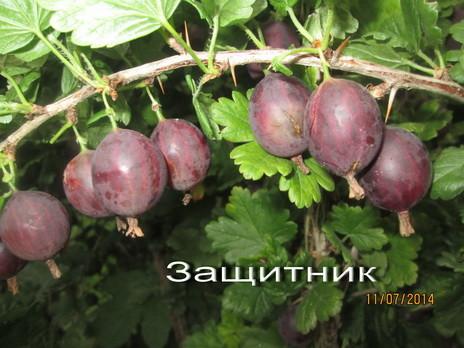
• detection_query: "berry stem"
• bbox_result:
[145,86,165,123]
[434,49,446,69]
[318,48,331,80]
[207,15,220,72]
[46,259,62,279]
[72,125,88,152]
[49,121,72,144]
[102,92,118,130]
[240,24,266,49]
[291,155,310,175]
[6,276,18,295]
[287,7,314,43]
[398,211,415,237]
[344,172,365,200]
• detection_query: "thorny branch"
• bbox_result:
[1,48,464,153]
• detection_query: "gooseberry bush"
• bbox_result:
[0,0,464,347]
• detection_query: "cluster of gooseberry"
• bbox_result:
[249,73,432,237]
[0,118,210,293]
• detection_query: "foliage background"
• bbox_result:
[1,0,464,347]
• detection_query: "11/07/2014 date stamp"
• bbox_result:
[366,292,434,305]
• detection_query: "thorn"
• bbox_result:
[184,21,191,47]
[230,61,238,87]
[168,38,185,54]
[385,86,398,124]
[332,36,351,63]
[157,76,165,95]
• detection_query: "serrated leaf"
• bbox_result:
[296,282,344,333]
[352,0,441,52]
[241,327,284,348]
[431,147,464,200]
[211,91,253,142]
[450,21,464,44]
[166,227,222,267]
[345,41,410,69]
[184,322,224,348]
[395,99,453,141]
[38,0,181,48]
[361,251,387,278]
[205,187,297,263]
[94,271,155,348]
[141,299,171,348]
[433,281,464,343]
[279,157,335,209]
[269,0,297,17]
[306,4,359,41]
[383,234,422,290]
[186,0,262,27]
[279,169,320,209]
[230,141,293,180]
[0,0,51,54]
[223,283,285,322]
[327,204,388,252]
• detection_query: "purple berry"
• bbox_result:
[0,191,69,278]
[151,119,210,191]
[249,73,311,158]
[92,129,167,217]
[63,151,112,218]
[360,126,432,236]
[305,78,384,199]
[0,241,26,280]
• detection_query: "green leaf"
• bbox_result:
[306,4,359,41]
[211,91,253,142]
[141,299,171,348]
[383,234,422,290]
[352,0,441,52]
[0,0,51,54]
[296,282,344,333]
[278,158,334,209]
[395,99,453,141]
[94,271,154,348]
[38,0,181,48]
[345,41,410,69]
[205,187,297,263]
[223,283,285,322]
[450,21,464,44]
[279,168,320,209]
[269,0,297,17]
[186,0,262,27]
[327,204,388,252]
[12,32,56,62]
[361,251,387,278]
[431,147,464,200]
[184,322,224,348]
[230,141,293,180]
[166,227,222,267]
[433,281,464,343]
[241,327,284,348]
[112,95,131,126]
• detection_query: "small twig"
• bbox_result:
[1,49,464,153]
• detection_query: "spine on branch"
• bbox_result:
[1,49,463,153]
